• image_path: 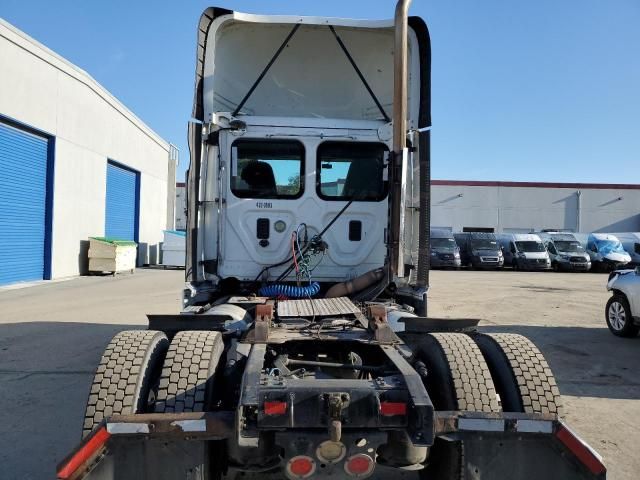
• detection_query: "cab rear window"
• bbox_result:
[231,140,304,199]
[317,142,388,201]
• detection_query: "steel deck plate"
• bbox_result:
[277,297,360,318]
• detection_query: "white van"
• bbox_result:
[497,233,551,271]
[537,232,591,272]
[610,232,640,267]
[583,233,631,272]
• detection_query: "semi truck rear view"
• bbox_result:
[57,3,606,479]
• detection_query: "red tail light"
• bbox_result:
[286,455,316,479]
[555,424,606,475]
[344,453,375,477]
[57,427,111,479]
[264,401,287,416]
[380,401,407,416]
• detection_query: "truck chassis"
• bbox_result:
[58,298,605,480]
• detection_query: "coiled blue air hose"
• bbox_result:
[259,282,321,298]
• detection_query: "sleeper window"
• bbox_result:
[231,140,304,199]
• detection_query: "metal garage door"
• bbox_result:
[105,161,139,241]
[0,121,50,285]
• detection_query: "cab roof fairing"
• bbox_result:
[194,8,424,127]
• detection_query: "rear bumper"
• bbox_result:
[59,411,606,480]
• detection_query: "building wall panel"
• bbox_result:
[0,20,174,280]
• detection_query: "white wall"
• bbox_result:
[432,183,640,234]
[0,20,173,278]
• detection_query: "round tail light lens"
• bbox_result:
[286,455,316,479]
[344,453,375,477]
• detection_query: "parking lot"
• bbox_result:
[1,268,638,479]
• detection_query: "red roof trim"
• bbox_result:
[432,180,640,190]
[176,182,186,187]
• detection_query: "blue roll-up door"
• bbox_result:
[0,121,50,285]
[105,161,139,241]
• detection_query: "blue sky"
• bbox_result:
[1,0,639,184]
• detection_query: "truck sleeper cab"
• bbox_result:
[429,228,461,269]
[453,232,504,269]
[538,232,591,272]
[498,233,551,271]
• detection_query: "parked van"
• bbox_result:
[430,229,461,268]
[497,233,551,271]
[537,232,591,272]
[453,232,504,269]
[610,232,640,266]
[578,233,631,272]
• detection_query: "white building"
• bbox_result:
[0,19,177,285]
[432,180,640,233]
[173,178,640,240]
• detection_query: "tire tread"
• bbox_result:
[155,331,224,413]
[476,333,561,415]
[424,333,500,412]
[83,330,168,437]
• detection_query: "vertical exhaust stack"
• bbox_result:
[393,0,412,154]
[390,0,431,318]
[389,0,412,278]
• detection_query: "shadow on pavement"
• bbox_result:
[479,324,640,400]
[0,321,137,480]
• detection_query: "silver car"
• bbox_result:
[606,267,640,337]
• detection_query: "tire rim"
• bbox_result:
[608,302,626,330]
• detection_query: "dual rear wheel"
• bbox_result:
[415,332,561,415]
[85,330,562,437]
[82,330,224,438]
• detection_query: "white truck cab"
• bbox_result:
[186,11,428,296]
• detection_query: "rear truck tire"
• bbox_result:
[83,330,169,437]
[473,333,561,415]
[606,294,639,338]
[154,330,225,413]
[416,333,500,412]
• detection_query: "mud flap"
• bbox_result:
[80,438,211,480]
[57,413,233,480]
[425,415,606,480]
